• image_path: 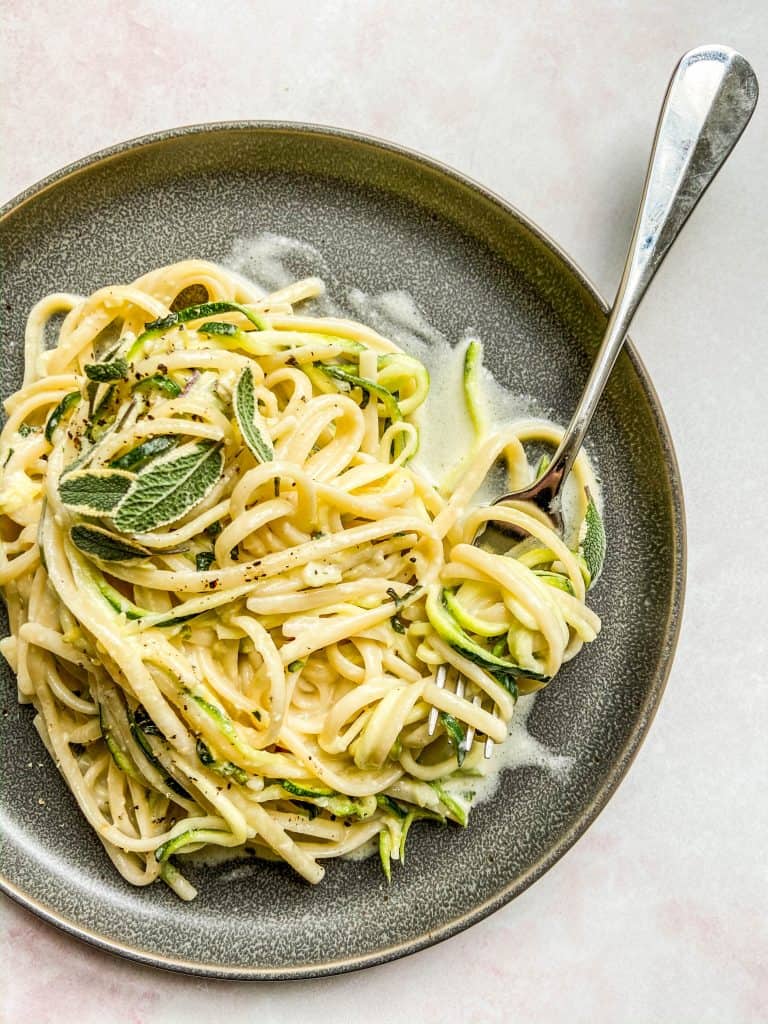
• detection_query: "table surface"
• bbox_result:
[2,3,766,1022]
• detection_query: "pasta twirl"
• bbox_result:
[0,260,602,898]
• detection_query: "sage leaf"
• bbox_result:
[114,441,224,533]
[195,551,215,571]
[85,380,99,417]
[84,358,129,382]
[86,383,119,441]
[71,524,150,561]
[110,435,178,471]
[59,469,133,513]
[234,367,274,463]
[581,487,606,589]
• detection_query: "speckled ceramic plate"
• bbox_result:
[0,123,685,979]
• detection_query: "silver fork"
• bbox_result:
[427,664,496,759]
[480,46,757,537]
[427,46,757,754]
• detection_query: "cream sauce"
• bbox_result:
[223,233,591,811]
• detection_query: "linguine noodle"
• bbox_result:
[0,260,602,897]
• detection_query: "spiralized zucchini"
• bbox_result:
[0,260,602,896]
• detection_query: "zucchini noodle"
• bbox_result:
[0,259,603,898]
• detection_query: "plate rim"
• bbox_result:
[0,119,687,980]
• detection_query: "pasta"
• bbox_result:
[0,260,603,898]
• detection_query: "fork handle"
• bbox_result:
[548,45,758,490]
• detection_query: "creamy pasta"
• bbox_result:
[0,260,603,898]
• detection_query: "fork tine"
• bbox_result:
[463,694,481,752]
[430,669,491,757]
[453,676,467,753]
[427,663,447,737]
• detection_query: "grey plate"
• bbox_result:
[0,122,685,979]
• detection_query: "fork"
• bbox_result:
[428,45,758,759]
[427,664,494,758]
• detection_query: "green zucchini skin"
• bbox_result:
[127,300,268,360]
[45,390,81,443]
[426,587,549,693]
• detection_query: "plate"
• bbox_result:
[0,123,685,979]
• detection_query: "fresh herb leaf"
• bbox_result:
[109,435,178,471]
[581,487,606,588]
[114,441,224,533]
[59,469,133,513]
[387,587,408,634]
[195,551,215,571]
[18,423,35,437]
[71,524,150,561]
[84,358,128,382]
[45,391,81,443]
[85,380,99,418]
[86,383,119,441]
[234,367,274,463]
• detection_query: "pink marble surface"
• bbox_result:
[2,3,767,1022]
